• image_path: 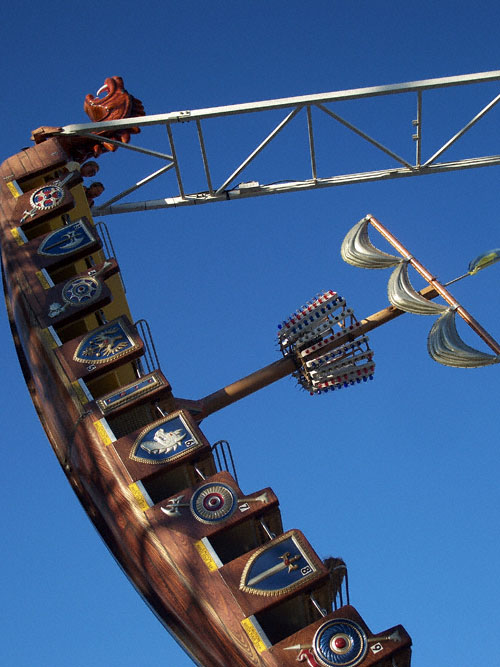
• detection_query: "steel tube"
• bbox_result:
[75,132,174,160]
[93,154,500,216]
[215,106,302,194]
[306,106,318,180]
[97,163,176,208]
[415,91,422,167]
[317,103,415,170]
[196,120,214,194]
[61,70,500,133]
[166,125,185,198]
[423,92,500,167]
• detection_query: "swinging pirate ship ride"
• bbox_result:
[2,74,500,667]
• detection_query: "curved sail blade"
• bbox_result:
[341,218,400,269]
[388,262,447,315]
[427,309,500,368]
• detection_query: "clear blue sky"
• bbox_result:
[2,3,500,666]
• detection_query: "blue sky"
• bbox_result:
[2,3,500,666]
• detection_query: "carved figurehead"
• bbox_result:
[84,76,146,156]
[31,76,146,161]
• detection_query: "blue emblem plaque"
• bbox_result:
[312,619,368,666]
[73,318,137,364]
[240,532,318,597]
[97,373,165,415]
[130,413,200,465]
[38,220,95,257]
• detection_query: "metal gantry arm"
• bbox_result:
[56,70,500,216]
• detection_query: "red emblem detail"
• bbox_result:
[296,648,320,666]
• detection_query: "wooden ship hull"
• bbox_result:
[0,125,412,665]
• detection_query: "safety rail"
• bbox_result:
[211,439,239,484]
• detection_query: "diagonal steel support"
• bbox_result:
[61,70,500,216]
[316,103,415,170]
[97,163,176,209]
[214,106,303,193]
[422,91,500,167]
[74,131,174,161]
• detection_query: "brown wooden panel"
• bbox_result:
[0,142,414,667]
[35,259,118,328]
[21,216,102,272]
[270,605,412,666]
[16,182,76,231]
[146,470,279,543]
[0,167,26,226]
[15,138,69,183]
[112,409,211,484]
[95,369,173,417]
[1,139,68,192]
[219,529,329,618]
[5,155,28,182]
[54,315,144,381]
[18,148,42,176]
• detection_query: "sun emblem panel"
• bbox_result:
[73,318,138,364]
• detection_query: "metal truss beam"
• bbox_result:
[54,71,500,217]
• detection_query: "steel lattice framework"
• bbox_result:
[57,70,500,216]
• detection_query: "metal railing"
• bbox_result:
[211,439,239,484]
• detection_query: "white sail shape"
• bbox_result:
[388,262,448,315]
[341,218,400,269]
[427,309,500,368]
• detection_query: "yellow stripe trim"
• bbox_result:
[194,540,218,572]
[6,181,21,197]
[72,381,89,404]
[129,482,150,511]
[36,270,51,289]
[10,227,24,245]
[241,618,268,654]
[40,328,58,350]
[93,420,112,446]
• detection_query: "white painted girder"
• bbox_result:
[54,70,500,217]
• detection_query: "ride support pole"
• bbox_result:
[198,285,438,418]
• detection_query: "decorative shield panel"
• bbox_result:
[130,413,201,465]
[73,318,138,364]
[38,220,95,257]
[240,531,318,597]
[312,619,368,667]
